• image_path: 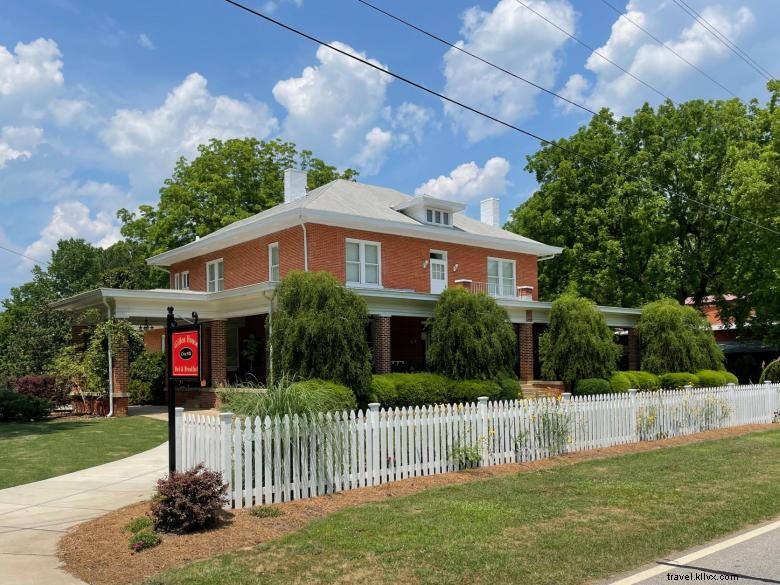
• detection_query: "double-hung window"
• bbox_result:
[268,243,280,282]
[487,258,516,297]
[180,271,189,290]
[173,273,180,290]
[206,259,224,292]
[345,239,380,286]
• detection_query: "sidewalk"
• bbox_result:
[0,442,168,585]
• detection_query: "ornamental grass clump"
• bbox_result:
[759,359,780,383]
[123,515,160,553]
[151,465,228,534]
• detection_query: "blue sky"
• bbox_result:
[1,0,778,300]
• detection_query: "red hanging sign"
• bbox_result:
[170,325,201,379]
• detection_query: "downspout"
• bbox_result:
[102,298,114,418]
[299,213,309,272]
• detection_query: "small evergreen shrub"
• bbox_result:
[128,530,161,553]
[286,379,357,413]
[128,351,166,405]
[7,375,69,407]
[369,373,522,407]
[368,375,397,406]
[0,390,52,420]
[574,378,612,396]
[695,369,738,387]
[498,377,522,400]
[248,506,283,519]
[759,359,780,383]
[448,379,502,403]
[609,372,633,393]
[384,373,449,407]
[659,372,700,389]
[626,371,661,391]
[151,465,227,534]
[123,515,153,534]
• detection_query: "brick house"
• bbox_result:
[53,170,641,414]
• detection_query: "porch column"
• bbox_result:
[210,320,227,387]
[627,328,641,371]
[518,323,535,382]
[373,315,391,374]
[112,337,130,416]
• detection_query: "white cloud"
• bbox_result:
[262,0,303,14]
[102,72,278,192]
[0,143,30,168]
[137,33,155,50]
[0,38,63,97]
[354,127,393,175]
[24,201,122,263]
[273,41,395,174]
[415,157,511,202]
[387,102,434,146]
[559,2,756,115]
[443,0,575,141]
[47,98,94,127]
[0,126,43,168]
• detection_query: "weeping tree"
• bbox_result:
[269,271,372,397]
[540,292,621,384]
[637,298,724,374]
[427,287,516,380]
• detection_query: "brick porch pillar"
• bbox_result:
[373,315,391,374]
[111,338,129,416]
[518,322,535,381]
[210,320,227,387]
[627,328,640,371]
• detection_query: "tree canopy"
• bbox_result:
[507,85,780,343]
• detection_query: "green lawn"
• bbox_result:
[148,429,780,585]
[0,416,167,489]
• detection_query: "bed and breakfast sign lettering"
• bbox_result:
[170,326,201,379]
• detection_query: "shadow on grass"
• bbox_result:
[0,417,114,440]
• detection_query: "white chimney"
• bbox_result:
[480,197,500,227]
[284,168,308,203]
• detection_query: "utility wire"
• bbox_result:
[598,0,738,98]
[511,0,672,102]
[0,244,48,265]
[220,0,780,237]
[671,0,775,81]
[355,0,598,116]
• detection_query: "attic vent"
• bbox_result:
[284,168,308,203]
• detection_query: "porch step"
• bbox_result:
[521,380,563,399]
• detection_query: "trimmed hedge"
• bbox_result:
[695,369,738,387]
[574,378,612,395]
[608,372,633,393]
[759,359,780,384]
[369,373,520,408]
[0,389,52,420]
[659,372,700,389]
[626,371,662,391]
[287,379,357,413]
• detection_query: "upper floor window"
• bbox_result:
[206,259,224,292]
[487,258,516,297]
[173,272,180,290]
[346,239,380,286]
[181,271,189,290]
[268,242,280,282]
[425,208,451,226]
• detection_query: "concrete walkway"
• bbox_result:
[0,442,168,585]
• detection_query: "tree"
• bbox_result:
[118,138,358,256]
[506,91,780,325]
[637,298,724,374]
[426,287,516,380]
[270,271,372,396]
[539,292,621,384]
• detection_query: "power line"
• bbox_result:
[0,244,48,265]
[671,0,775,82]
[510,0,672,102]
[220,0,780,237]
[598,0,738,98]
[355,0,598,117]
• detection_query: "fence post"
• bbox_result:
[368,403,380,486]
[174,407,184,471]
[220,412,234,505]
[477,396,488,466]
[726,383,737,426]
[561,392,571,402]
[628,389,637,442]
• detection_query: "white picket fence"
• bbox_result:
[175,382,780,508]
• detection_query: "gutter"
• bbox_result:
[101,298,114,418]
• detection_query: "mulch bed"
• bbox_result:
[59,423,776,585]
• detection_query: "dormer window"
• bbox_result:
[426,208,451,226]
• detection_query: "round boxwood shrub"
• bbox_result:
[286,379,357,413]
[385,373,449,407]
[659,372,700,389]
[695,369,738,387]
[626,371,661,391]
[448,379,502,403]
[498,377,522,401]
[759,359,780,383]
[369,373,520,407]
[574,378,612,396]
[609,372,633,393]
[151,465,227,534]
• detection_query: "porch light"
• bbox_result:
[422,259,429,268]
[453,263,459,272]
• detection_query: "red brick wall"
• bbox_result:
[143,329,165,353]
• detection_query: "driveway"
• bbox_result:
[0,442,168,585]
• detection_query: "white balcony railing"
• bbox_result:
[454,279,534,300]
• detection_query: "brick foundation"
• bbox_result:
[373,315,391,374]
[210,320,227,387]
[627,329,640,371]
[518,323,535,381]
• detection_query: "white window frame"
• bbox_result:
[268,242,280,282]
[425,207,451,226]
[181,271,189,290]
[206,258,224,292]
[487,257,516,298]
[345,238,382,288]
[173,272,180,290]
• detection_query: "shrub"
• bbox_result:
[151,465,227,534]
[0,389,52,420]
[47,346,88,396]
[270,272,372,396]
[759,359,780,384]
[609,372,633,393]
[626,371,661,391]
[637,298,724,374]
[659,372,700,389]
[128,530,161,553]
[539,293,621,384]
[696,369,738,387]
[574,378,612,395]
[448,379,503,403]
[498,377,522,400]
[84,319,144,394]
[369,373,522,407]
[427,287,516,380]
[123,515,153,534]
[368,375,397,406]
[286,379,357,413]
[7,375,69,407]
[129,351,166,405]
[378,373,449,408]
[248,506,283,519]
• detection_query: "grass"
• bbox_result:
[0,416,167,489]
[147,429,780,585]
[248,506,283,519]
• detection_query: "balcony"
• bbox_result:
[454,279,534,301]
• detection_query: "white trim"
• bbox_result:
[268,242,280,282]
[487,256,516,298]
[345,238,382,288]
[206,258,224,292]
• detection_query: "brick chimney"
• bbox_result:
[480,197,500,227]
[284,168,308,203]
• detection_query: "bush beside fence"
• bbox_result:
[176,382,780,509]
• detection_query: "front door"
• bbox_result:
[429,251,447,294]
